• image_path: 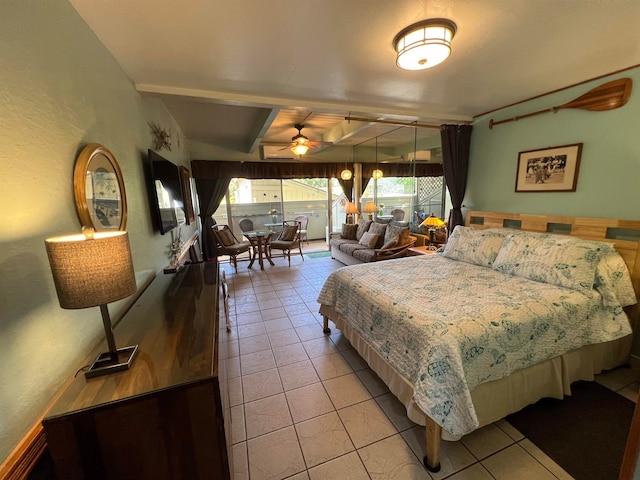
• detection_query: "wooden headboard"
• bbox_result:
[465,211,640,299]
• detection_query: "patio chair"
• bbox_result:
[269,220,304,267]
[294,215,309,245]
[391,208,405,221]
[211,224,251,272]
[239,218,254,232]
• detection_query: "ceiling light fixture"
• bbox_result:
[393,18,457,71]
[340,168,352,180]
[291,124,310,156]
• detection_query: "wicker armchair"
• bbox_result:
[269,220,304,267]
[211,225,251,272]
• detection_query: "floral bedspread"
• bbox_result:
[317,254,632,436]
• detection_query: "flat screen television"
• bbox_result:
[147,149,185,235]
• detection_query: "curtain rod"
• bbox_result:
[344,116,442,129]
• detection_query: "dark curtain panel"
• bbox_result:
[337,178,354,202]
[440,124,473,231]
[194,175,232,261]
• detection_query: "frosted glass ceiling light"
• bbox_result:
[340,168,352,180]
[372,169,384,179]
[394,19,457,71]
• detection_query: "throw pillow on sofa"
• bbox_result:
[381,236,398,249]
[341,223,358,240]
[356,219,372,241]
[368,222,388,248]
[384,224,409,247]
[359,232,379,248]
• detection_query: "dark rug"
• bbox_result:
[506,380,635,480]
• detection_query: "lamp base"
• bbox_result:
[85,345,138,378]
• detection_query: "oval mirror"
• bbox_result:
[73,144,127,231]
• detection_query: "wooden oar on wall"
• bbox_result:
[489,77,632,129]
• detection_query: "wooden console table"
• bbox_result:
[42,262,231,480]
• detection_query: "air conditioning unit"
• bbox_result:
[403,150,432,162]
[261,145,296,160]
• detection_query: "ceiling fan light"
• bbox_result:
[372,168,383,179]
[340,169,352,180]
[291,143,309,156]
[394,19,456,71]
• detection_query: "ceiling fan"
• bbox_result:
[288,124,332,156]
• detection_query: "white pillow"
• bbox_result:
[595,251,638,307]
[442,226,508,267]
[493,231,613,291]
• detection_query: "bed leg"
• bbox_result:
[424,415,442,473]
[322,315,331,334]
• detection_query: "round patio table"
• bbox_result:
[243,230,274,270]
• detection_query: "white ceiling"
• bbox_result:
[69,0,640,161]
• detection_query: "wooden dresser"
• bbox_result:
[42,262,231,480]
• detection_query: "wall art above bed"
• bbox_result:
[515,143,582,192]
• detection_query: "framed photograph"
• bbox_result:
[515,143,583,192]
[180,165,196,225]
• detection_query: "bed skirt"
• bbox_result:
[319,304,632,441]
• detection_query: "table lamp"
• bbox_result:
[420,214,446,249]
[362,201,378,220]
[344,202,359,224]
[45,230,138,378]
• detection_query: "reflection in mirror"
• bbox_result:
[74,144,127,232]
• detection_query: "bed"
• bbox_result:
[317,211,640,472]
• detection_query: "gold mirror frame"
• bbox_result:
[73,143,128,231]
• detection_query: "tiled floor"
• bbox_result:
[218,251,639,480]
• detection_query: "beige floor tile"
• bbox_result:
[238,322,267,338]
[329,332,353,351]
[248,426,306,480]
[618,381,640,402]
[495,419,524,442]
[259,298,283,310]
[273,343,310,366]
[268,328,301,348]
[236,311,263,325]
[338,399,397,448]
[244,393,293,439]
[254,284,275,294]
[307,451,370,480]
[286,382,335,423]
[356,368,390,397]
[402,426,476,480]
[323,373,372,409]
[261,306,287,320]
[228,376,244,406]
[445,463,494,480]
[341,348,369,371]
[519,439,574,480]
[227,355,241,378]
[286,304,313,315]
[302,337,339,358]
[295,411,355,468]
[295,324,326,342]
[231,404,246,444]
[241,350,276,375]
[232,442,249,480]
[461,423,514,460]
[236,302,261,314]
[481,444,557,480]
[285,472,310,480]
[242,368,283,402]
[264,317,295,332]
[279,360,321,391]
[311,352,353,380]
[375,393,416,432]
[239,334,272,355]
[290,313,320,328]
[359,434,431,480]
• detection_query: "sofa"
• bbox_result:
[330,219,417,265]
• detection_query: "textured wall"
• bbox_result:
[0,0,196,462]
[466,69,640,220]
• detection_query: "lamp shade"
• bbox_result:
[45,231,136,309]
[363,201,378,214]
[344,202,359,215]
[394,19,457,71]
[420,214,446,228]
